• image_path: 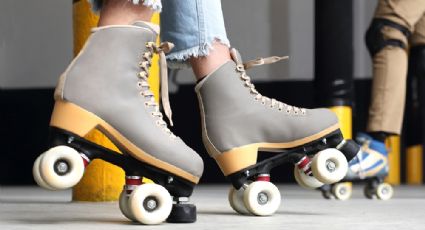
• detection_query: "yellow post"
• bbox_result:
[385,135,401,185]
[329,106,352,139]
[406,145,423,184]
[72,0,160,201]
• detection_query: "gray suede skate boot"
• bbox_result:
[33,22,203,224]
[195,48,358,216]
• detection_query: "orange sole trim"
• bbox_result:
[214,124,340,176]
[50,100,200,184]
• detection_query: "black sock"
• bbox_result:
[367,131,389,143]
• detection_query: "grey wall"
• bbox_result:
[0,0,72,89]
[0,0,377,89]
[353,0,377,79]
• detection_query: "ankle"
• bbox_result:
[190,41,231,80]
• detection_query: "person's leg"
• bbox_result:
[366,0,425,137]
[343,1,425,194]
[162,0,357,212]
[160,0,231,79]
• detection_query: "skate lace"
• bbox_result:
[138,41,176,138]
[236,56,306,115]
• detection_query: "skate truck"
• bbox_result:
[33,126,198,225]
[224,133,361,216]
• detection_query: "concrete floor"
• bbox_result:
[1,185,424,230]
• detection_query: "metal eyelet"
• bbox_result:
[236,65,244,72]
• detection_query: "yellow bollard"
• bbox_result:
[406,145,423,185]
[329,106,352,139]
[72,0,160,201]
[385,136,401,185]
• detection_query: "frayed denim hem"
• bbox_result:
[166,37,230,69]
[87,0,162,13]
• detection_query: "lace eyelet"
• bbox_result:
[286,110,291,114]
[261,101,266,105]
[236,65,244,72]
[137,82,143,87]
[144,102,149,106]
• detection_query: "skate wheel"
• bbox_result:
[228,187,250,215]
[311,148,348,184]
[293,167,324,189]
[376,183,393,200]
[39,146,85,189]
[119,190,137,222]
[331,183,352,200]
[32,154,56,190]
[129,183,172,225]
[243,181,281,216]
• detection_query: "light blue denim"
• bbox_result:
[87,0,230,69]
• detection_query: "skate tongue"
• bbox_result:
[230,48,244,65]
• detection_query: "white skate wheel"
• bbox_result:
[129,183,172,225]
[293,167,324,189]
[119,190,137,221]
[32,154,56,190]
[228,187,250,215]
[39,145,85,190]
[243,181,281,216]
[376,183,393,200]
[311,148,348,184]
[331,182,352,200]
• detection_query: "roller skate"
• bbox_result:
[194,48,360,216]
[32,22,204,225]
[319,133,393,200]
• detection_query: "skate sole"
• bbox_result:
[50,100,200,184]
[48,127,196,198]
[222,130,359,189]
[215,123,340,176]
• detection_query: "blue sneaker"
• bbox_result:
[319,133,393,200]
[346,133,389,180]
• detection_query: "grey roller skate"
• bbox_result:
[32,22,203,224]
[195,48,360,215]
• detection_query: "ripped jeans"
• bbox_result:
[87,0,230,68]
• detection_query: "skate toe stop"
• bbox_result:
[166,204,197,223]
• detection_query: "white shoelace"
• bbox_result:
[138,41,176,138]
[237,56,306,115]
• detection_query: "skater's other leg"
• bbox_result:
[160,0,230,74]
[190,42,231,80]
[98,0,155,26]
